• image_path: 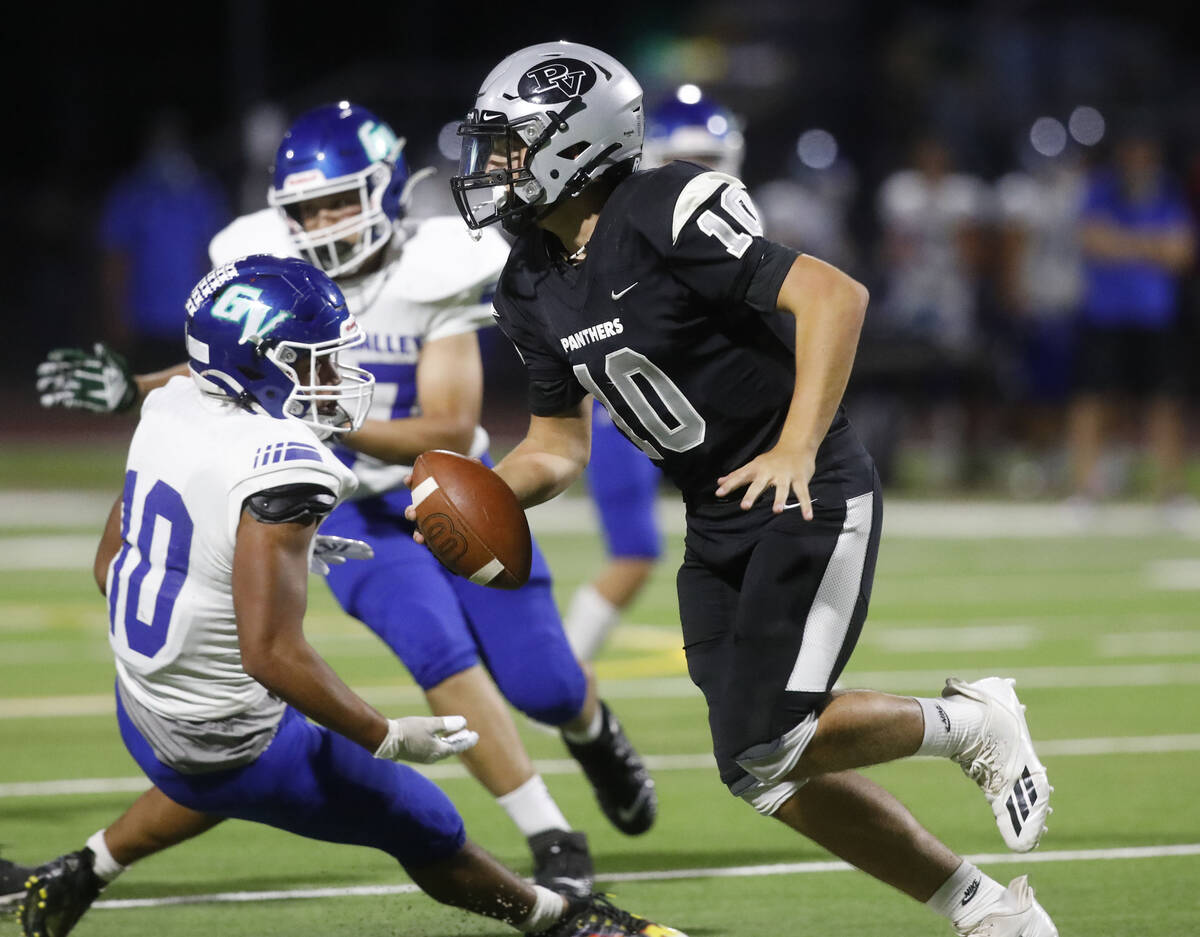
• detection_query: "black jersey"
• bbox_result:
[493,161,866,501]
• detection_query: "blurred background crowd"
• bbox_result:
[6,0,1197,507]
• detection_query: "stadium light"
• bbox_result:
[796,128,837,169]
[437,121,461,161]
[1069,106,1105,146]
[1030,117,1067,157]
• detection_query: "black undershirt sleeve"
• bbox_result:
[744,242,801,314]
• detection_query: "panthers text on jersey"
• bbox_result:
[492,161,866,501]
[107,376,358,721]
[210,210,512,498]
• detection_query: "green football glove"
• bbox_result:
[36,343,137,413]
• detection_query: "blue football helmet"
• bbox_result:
[185,255,374,438]
[643,88,744,177]
[267,102,410,277]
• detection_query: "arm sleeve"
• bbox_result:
[226,455,354,543]
[743,241,801,313]
[243,483,337,525]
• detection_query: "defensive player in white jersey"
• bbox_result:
[32,102,658,898]
[8,255,685,937]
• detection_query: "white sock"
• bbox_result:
[914,696,984,759]
[85,829,126,884]
[560,703,604,745]
[564,584,620,661]
[926,861,1008,931]
[517,884,569,932]
[496,775,572,838]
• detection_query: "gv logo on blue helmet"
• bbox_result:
[186,255,374,438]
[211,284,292,346]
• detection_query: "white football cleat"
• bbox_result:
[942,677,1051,852]
[956,875,1057,937]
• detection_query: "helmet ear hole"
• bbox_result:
[557,142,589,160]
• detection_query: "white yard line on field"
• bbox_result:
[0,492,114,529]
[0,535,101,571]
[5,662,1200,719]
[3,734,1199,799]
[844,662,1200,691]
[5,492,1200,543]
[88,843,1200,910]
[868,624,1037,653]
[1144,559,1200,590]
[1097,631,1200,657]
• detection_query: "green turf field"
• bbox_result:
[2,467,1199,935]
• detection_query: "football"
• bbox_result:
[409,450,532,589]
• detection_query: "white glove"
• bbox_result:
[37,343,137,413]
[374,715,479,764]
[309,535,374,575]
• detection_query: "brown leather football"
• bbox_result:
[410,450,532,589]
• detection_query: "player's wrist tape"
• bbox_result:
[374,719,406,760]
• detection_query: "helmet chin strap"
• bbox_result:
[560,143,623,200]
[510,143,626,236]
[197,368,263,417]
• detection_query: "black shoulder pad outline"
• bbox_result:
[243,483,337,526]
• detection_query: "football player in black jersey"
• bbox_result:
[440,41,1059,937]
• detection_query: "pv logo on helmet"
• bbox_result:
[517,57,597,104]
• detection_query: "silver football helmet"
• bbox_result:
[451,41,643,233]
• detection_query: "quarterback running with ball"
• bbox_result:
[437,40,1059,937]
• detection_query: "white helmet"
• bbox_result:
[451,41,643,233]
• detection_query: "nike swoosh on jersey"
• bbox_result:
[611,282,639,300]
[779,497,820,511]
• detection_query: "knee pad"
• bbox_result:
[739,777,807,816]
[727,713,819,816]
[734,712,819,787]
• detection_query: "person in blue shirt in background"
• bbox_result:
[98,110,231,373]
[1067,118,1196,511]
